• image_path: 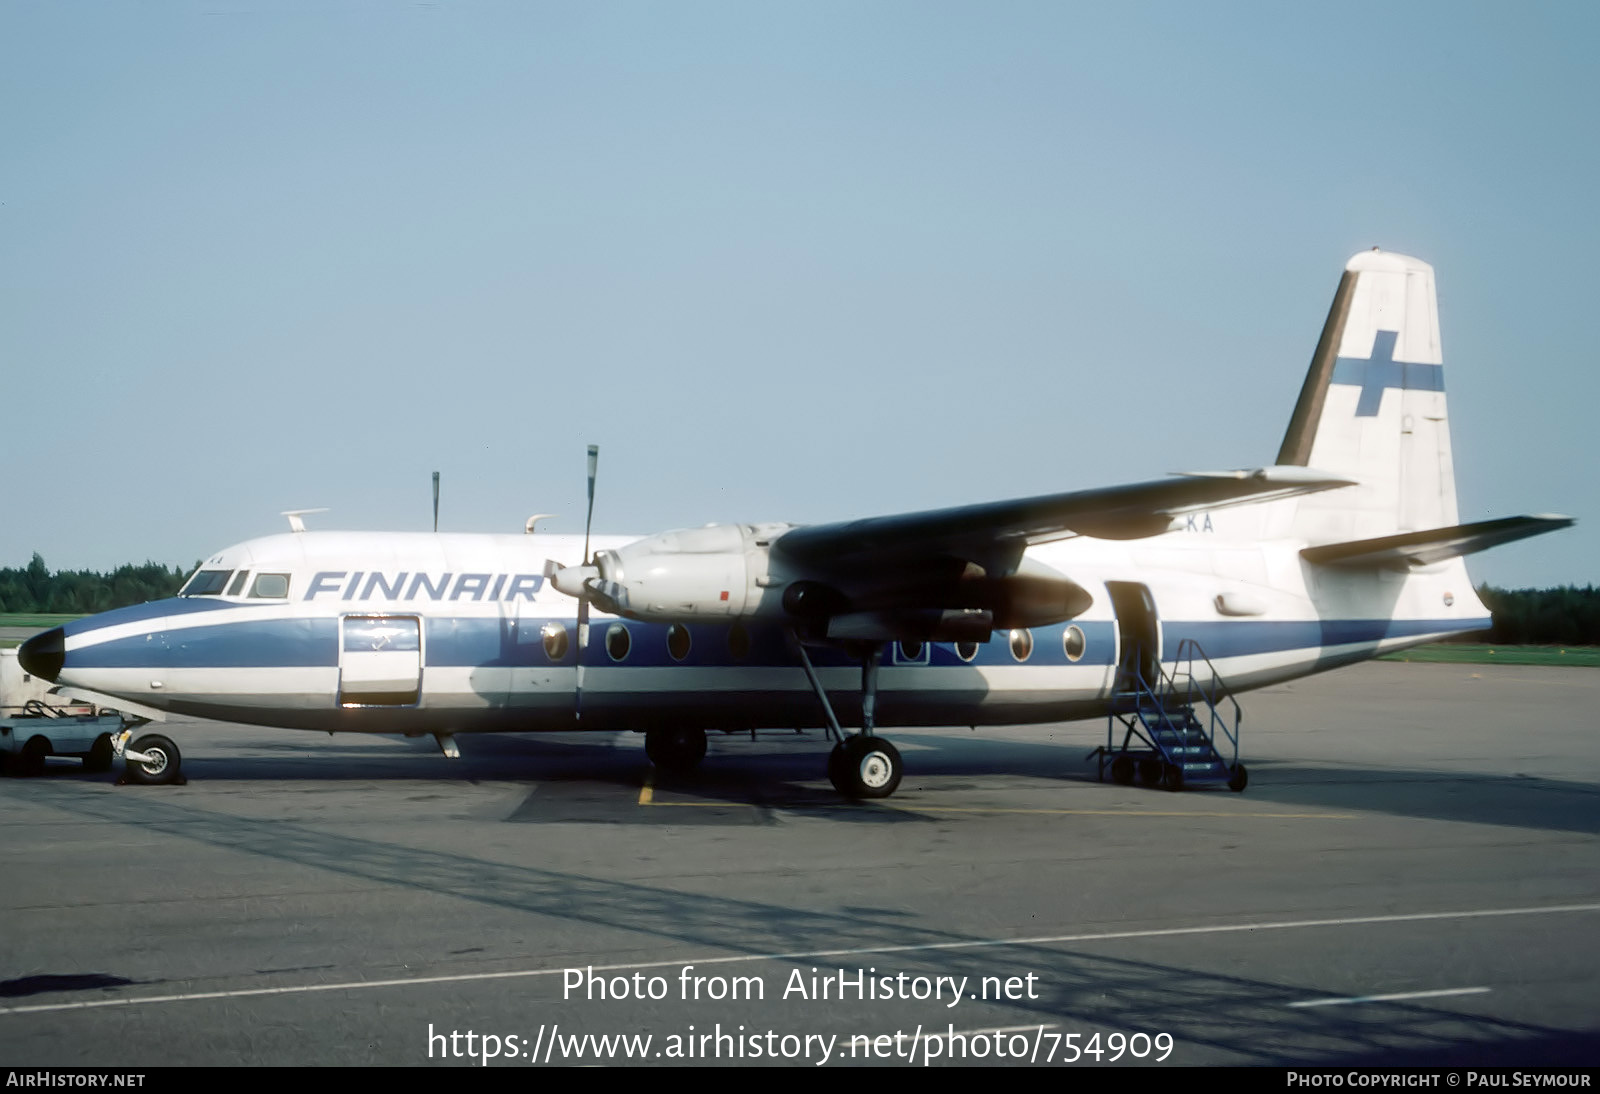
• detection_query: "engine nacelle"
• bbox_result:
[982,569,1094,630]
[592,523,789,621]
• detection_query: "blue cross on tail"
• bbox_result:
[1330,330,1445,417]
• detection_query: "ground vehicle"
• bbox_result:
[0,647,156,778]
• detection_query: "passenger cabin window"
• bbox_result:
[1009,628,1034,662]
[250,573,291,599]
[605,623,631,662]
[667,624,691,662]
[541,621,569,661]
[179,570,233,597]
[226,571,250,597]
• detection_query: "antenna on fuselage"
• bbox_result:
[584,445,598,565]
[432,471,440,533]
[282,508,328,533]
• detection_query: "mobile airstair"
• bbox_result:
[1090,639,1247,792]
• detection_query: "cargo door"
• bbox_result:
[340,615,422,707]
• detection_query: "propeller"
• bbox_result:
[545,445,615,606]
[557,445,599,721]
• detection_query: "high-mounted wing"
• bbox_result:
[545,466,1353,643]
[773,466,1353,568]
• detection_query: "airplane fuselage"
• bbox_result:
[35,526,1489,737]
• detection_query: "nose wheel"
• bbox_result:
[118,732,186,786]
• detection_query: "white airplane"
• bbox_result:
[18,250,1570,797]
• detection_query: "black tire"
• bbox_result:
[84,734,114,773]
[125,734,181,786]
[1138,757,1164,787]
[826,742,849,792]
[644,728,707,773]
[1110,755,1135,785]
[832,736,902,800]
[18,736,50,777]
[1163,763,1184,792]
[1227,764,1249,793]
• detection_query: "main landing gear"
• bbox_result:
[645,727,708,773]
[793,636,904,800]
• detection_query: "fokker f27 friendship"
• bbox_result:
[19,251,1571,797]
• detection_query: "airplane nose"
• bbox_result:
[18,627,65,682]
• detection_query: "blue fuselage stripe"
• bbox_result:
[63,610,1488,671]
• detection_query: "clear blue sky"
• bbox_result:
[3,1,1594,588]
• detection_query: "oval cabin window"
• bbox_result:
[1009,629,1033,662]
[606,623,631,662]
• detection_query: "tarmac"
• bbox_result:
[1,661,1596,1066]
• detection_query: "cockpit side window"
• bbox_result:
[179,569,233,597]
[226,571,250,597]
[249,573,291,599]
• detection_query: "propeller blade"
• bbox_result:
[432,471,440,533]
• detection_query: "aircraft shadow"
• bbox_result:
[32,728,1600,835]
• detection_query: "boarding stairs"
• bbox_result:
[1090,639,1247,792]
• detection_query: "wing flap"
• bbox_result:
[1300,515,1574,570]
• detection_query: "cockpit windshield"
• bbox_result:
[179,569,234,597]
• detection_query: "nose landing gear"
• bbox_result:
[117,731,186,786]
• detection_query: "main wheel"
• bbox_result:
[84,734,114,773]
[1163,763,1184,792]
[827,742,849,791]
[1110,755,1134,785]
[18,736,50,777]
[125,734,182,786]
[831,736,902,800]
[1227,763,1249,792]
[644,728,707,773]
[1138,757,1164,787]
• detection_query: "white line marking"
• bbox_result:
[2,901,1596,1017]
[916,1023,1057,1042]
[1288,986,1491,1008]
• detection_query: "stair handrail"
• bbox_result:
[1167,638,1241,768]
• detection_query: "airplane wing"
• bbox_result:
[773,466,1354,569]
[1300,514,1574,570]
[552,465,1353,638]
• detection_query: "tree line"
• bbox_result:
[1,554,1596,645]
[0,554,189,615]
[1474,584,1600,646]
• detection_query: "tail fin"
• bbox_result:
[1280,249,1455,543]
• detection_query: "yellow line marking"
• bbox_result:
[637,770,653,806]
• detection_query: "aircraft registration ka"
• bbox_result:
[19,251,1572,796]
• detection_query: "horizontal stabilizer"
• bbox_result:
[1301,515,1574,570]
